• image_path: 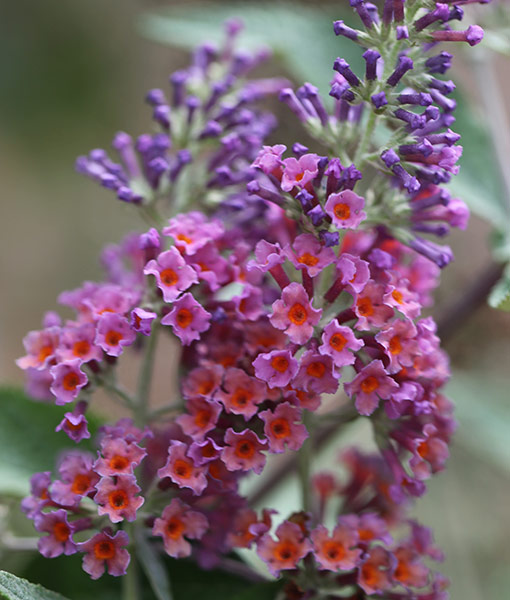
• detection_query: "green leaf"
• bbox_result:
[0,571,70,600]
[138,1,363,94]
[0,387,99,496]
[488,265,510,311]
[135,532,174,600]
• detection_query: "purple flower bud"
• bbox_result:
[279,88,310,122]
[296,189,314,211]
[145,88,166,106]
[325,158,344,195]
[293,143,309,157]
[247,180,284,205]
[396,25,409,40]
[399,140,434,158]
[425,52,452,74]
[412,222,450,237]
[333,58,361,87]
[349,0,374,28]
[341,164,363,189]
[153,105,171,130]
[425,130,461,146]
[371,92,388,109]
[117,187,142,204]
[308,204,326,226]
[425,106,441,120]
[429,89,456,112]
[330,81,350,101]
[393,165,420,192]
[448,6,464,21]
[412,188,450,211]
[414,3,450,32]
[333,20,359,40]
[298,83,329,126]
[382,0,394,25]
[398,92,433,106]
[429,79,456,95]
[432,25,484,47]
[199,121,222,139]
[186,96,200,124]
[409,237,453,267]
[170,70,188,106]
[381,149,400,168]
[319,230,340,247]
[363,49,381,81]
[387,56,414,87]
[394,108,426,130]
[170,149,192,182]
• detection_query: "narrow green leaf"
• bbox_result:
[488,266,510,311]
[0,387,99,496]
[0,571,70,600]
[135,531,173,600]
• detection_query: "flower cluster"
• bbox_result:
[19,1,490,598]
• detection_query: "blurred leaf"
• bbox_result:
[0,387,99,497]
[483,29,510,56]
[135,531,173,600]
[0,570,69,600]
[448,372,510,474]
[449,88,508,229]
[488,265,510,311]
[138,1,363,94]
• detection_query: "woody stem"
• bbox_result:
[298,410,313,514]
[135,322,160,426]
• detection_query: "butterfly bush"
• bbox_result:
[18,3,489,597]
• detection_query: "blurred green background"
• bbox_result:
[1,1,510,598]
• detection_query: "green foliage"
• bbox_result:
[139,1,363,94]
[135,531,174,600]
[0,571,69,600]
[0,387,99,496]
[488,265,510,311]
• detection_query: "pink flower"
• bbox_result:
[143,247,198,302]
[161,292,211,345]
[375,318,418,373]
[311,523,361,571]
[94,437,146,477]
[232,284,264,322]
[130,307,157,336]
[217,368,267,420]
[358,546,394,595]
[259,402,308,453]
[158,441,208,495]
[256,521,311,576]
[34,509,78,558]
[270,283,322,345]
[78,529,130,579]
[383,281,421,319]
[16,326,61,371]
[281,154,320,192]
[221,428,267,474]
[95,313,136,357]
[325,190,366,229]
[162,211,224,256]
[153,498,208,558]
[57,323,102,363]
[176,397,222,440]
[50,359,88,405]
[285,234,336,278]
[353,281,394,331]
[182,364,224,400]
[227,508,274,549]
[94,474,144,523]
[339,513,393,546]
[339,253,370,295]
[21,471,52,518]
[344,360,399,415]
[50,451,99,507]
[189,244,229,291]
[55,401,90,442]
[253,349,299,389]
[247,240,285,273]
[252,144,286,175]
[319,319,364,367]
[293,350,339,395]
[393,546,429,589]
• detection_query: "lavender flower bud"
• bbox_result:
[333,58,361,87]
[414,3,450,32]
[333,20,359,41]
[387,56,414,87]
[363,49,381,81]
[371,92,388,109]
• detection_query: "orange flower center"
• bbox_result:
[109,455,130,471]
[63,372,80,391]
[391,289,403,304]
[176,309,193,329]
[38,344,53,362]
[295,171,304,182]
[176,233,192,244]
[108,489,129,510]
[200,441,216,458]
[166,517,186,540]
[394,560,411,583]
[65,418,83,431]
[270,418,291,439]
[231,388,252,408]
[361,563,380,587]
[329,333,347,351]
[334,202,351,220]
[235,439,255,459]
[271,355,289,373]
[274,541,297,562]
[288,303,308,326]
[53,521,70,543]
[360,376,379,394]
[94,539,116,560]
[357,297,374,317]
[194,408,212,428]
[389,335,402,355]
[173,459,193,479]
[198,380,214,396]
[105,330,123,346]
[306,361,326,378]
[322,540,345,561]
[73,340,90,358]
[71,474,91,495]
[358,528,375,542]
[160,268,178,286]
[298,253,319,267]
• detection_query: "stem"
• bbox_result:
[298,411,312,513]
[100,378,136,410]
[135,323,160,425]
[353,110,378,166]
[123,546,140,600]
[148,403,180,420]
